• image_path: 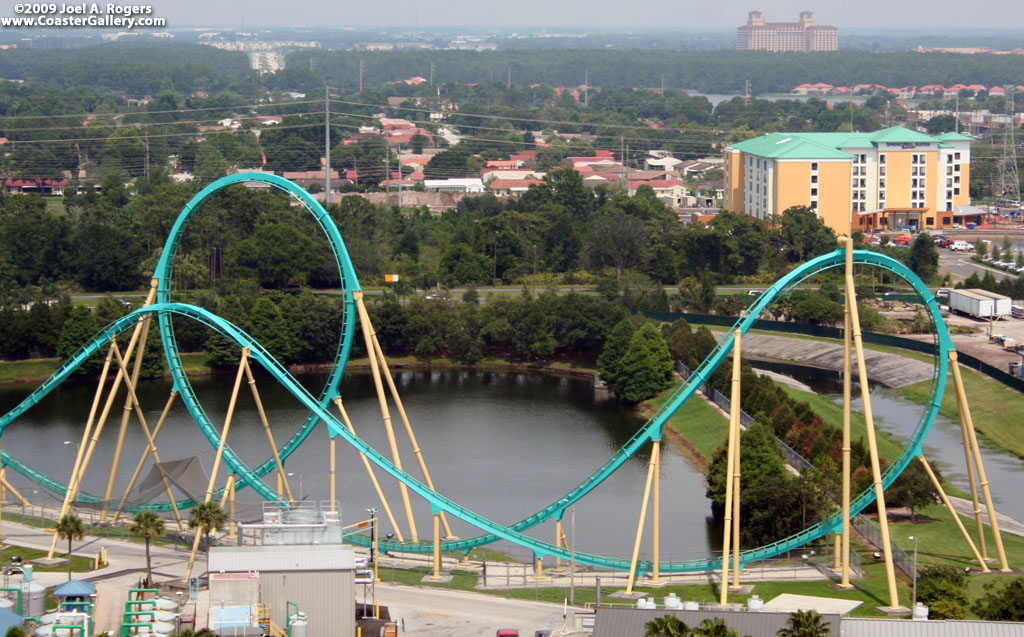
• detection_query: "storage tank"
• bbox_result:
[746,595,764,611]
[0,596,14,614]
[912,602,929,620]
[289,612,308,637]
[20,580,45,618]
[682,601,700,611]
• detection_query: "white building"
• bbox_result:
[424,178,485,193]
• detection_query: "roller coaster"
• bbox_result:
[0,173,1010,610]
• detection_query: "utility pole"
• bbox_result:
[144,130,149,179]
[999,86,1021,203]
[745,79,750,106]
[359,59,363,93]
[430,61,434,86]
[584,70,589,108]
[620,136,625,189]
[324,85,331,204]
[661,74,665,95]
[955,93,960,134]
[397,143,402,210]
[507,64,511,89]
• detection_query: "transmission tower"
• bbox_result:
[999,86,1021,203]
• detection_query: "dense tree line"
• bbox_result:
[291,49,1024,96]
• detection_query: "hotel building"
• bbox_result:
[736,11,838,52]
[723,127,975,235]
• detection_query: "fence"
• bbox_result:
[674,361,813,473]
[647,311,1024,393]
[852,514,913,577]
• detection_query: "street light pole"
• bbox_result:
[570,505,576,607]
[909,535,919,607]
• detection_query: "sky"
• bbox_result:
[27,0,1023,31]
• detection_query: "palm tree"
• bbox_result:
[777,609,831,637]
[694,617,738,637]
[188,502,227,552]
[129,511,166,586]
[645,614,689,637]
[55,514,86,582]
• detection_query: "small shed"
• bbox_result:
[53,580,96,599]
[0,607,23,635]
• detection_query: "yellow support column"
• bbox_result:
[333,398,405,542]
[101,279,158,523]
[369,333,454,538]
[112,391,179,527]
[431,513,443,579]
[186,349,248,582]
[950,352,1010,572]
[653,438,661,584]
[554,521,565,572]
[242,357,294,505]
[48,343,116,559]
[624,441,660,594]
[354,291,418,541]
[731,408,741,589]
[329,436,337,512]
[108,342,186,531]
[842,237,901,610]
[535,557,545,580]
[918,456,988,572]
[956,393,987,560]
[840,239,854,589]
[719,330,742,606]
[229,476,237,541]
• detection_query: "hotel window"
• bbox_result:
[811,188,818,196]
[912,155,919,165]
[811,175,818,183]
[947,190,953,199]
[955,152,961,160]
[879,179,886,189]
[811,162,818,172]
[947,166,953,175]
[879,166,886,176]
[954,187,961,195]
[926,217,934,225]
[879,154,886,165]
[943,217,951,225]
[947,155,954,164]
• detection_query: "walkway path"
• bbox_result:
[949,496,1024,537]
[713,331,935,388]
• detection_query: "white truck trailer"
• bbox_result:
[948,289,1011,319]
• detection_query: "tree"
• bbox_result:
[129,511,166,586]
[57,306,102,375]
[645,614,689,637]
[612,323,673,403]
[887,459,940,522]
[917,566,968,619]
[597,318,637,389]
[925,114,958,135]
[5,627,27,637]
[188,501,227,552]
[973,577,1024,620]
[409,133,428,154]
[773,206,836,262]
[907,234,939,281]
[55,514,86,581]
[975,239,988,259]
[693,618,738,637]
[583,210,647,279]
[776,609,830,637]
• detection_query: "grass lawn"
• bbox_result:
[646,381,730,462]
[0,358,62,383]
[0,544,97,573]
[899,370,1024,460]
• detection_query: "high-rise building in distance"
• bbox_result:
[736,11,838,52]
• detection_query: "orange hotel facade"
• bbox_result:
[723,127,976,235]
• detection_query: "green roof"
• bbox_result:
[730,134,852,160]
[935,131,974,142]
[869,126,938,144]
[729,126,957,160]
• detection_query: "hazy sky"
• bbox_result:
[22,0,1021,31]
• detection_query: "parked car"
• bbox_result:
[936,288,950,299]
[950,241,973,252]
[935,236,953,248]
[496,630,520,637]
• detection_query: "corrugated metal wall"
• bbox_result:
[259,571,355,637]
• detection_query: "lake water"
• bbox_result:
[0,369,717,561]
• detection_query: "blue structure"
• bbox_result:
[0,174,953,575]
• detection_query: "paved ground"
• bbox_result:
[712,331,935,388]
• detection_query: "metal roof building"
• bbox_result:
[592,607,839,637]
[843,618,1024,636]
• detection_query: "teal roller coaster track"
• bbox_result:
[0,173,953,576]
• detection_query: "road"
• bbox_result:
[938,249,1015,283]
